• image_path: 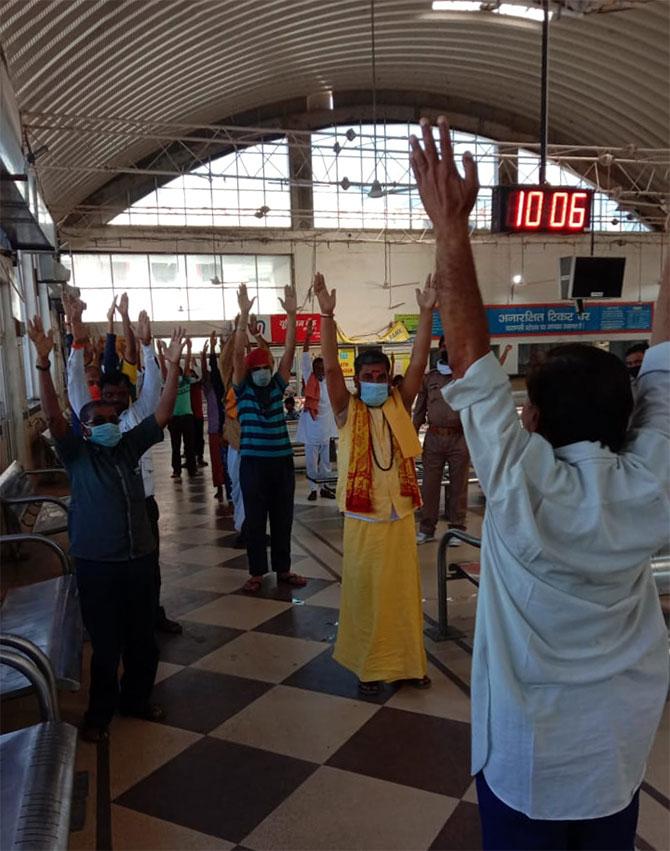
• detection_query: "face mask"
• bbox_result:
[627,365,641,379]
[359,382,389,407]
[87,422,122,447]
[252,368,272,388]
[436,362,452,376]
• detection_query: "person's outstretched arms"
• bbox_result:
[154,328,187,428]
[117,292,138,366]
[314,273,349,423]
[27,316,69,440]
[278,285,297,384]
[233,286,256,386]
[400,274,437,409]
[103,295,119,374]
[63,292,92,417]
[132,311,161,418]
[410,116,489,377]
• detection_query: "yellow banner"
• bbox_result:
[379,321,410,343]
[338,347,356,378]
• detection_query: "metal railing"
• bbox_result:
[0,534,71,575]
[426,529,482,642]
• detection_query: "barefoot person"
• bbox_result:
[314,272,436,695]
[233,283,306,593]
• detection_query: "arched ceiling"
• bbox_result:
[0,0,668,227]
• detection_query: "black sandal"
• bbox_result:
[358,680,382,696]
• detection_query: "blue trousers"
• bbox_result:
[476,772,640,851]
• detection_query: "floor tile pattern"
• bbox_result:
[6,440,666,851]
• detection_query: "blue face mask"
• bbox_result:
[359,382,389,407]
[87,422,122,447]
[252,368,272,388]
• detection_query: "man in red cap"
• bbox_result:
[233,283,307,593]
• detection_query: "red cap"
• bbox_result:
[245,347,273,370]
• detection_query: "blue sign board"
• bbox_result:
[420,303,653,338]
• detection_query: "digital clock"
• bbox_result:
[491,185,594,234]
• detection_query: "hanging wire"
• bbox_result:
[370,0,378,183]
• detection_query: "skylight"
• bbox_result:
[431,1,555,21]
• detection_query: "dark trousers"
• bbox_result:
[168,414,196,475]
[75,553,159,727]
[476,772,640,851]
[194,416,205,460]
[239,455,295,577]
[145,495,162,614]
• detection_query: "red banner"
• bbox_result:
[270,313,321,344]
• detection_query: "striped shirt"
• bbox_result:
[235,373,293,458]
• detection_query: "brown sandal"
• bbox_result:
[243,576,263,593]
[277,572,307,587]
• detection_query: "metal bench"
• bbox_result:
[428,535,670,643]
[0,461,70,540]
[0,639,78,851]
[1,535,82,700]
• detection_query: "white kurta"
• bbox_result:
[444,344,670,820]
[296,352,338,445]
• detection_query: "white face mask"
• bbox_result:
[436,361,452,376]
[251,368,272,388]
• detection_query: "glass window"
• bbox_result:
[149,254,187,288]
[73,254,112,288]
[79,288,116,322]
[151,288,188,321]
[221,255,257,286]
[111,254,150,288]
[186,255,220,287]
[187,287,225,321]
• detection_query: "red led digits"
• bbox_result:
[500,187,593,233]
[549,191,569,228]
[568,191,589,229]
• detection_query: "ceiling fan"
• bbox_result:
[370,242,420,310]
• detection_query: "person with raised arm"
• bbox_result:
[314,271,436,696]
[233,283,306,593]
[64,294,181,635]
[27,315,187,742]
[167,336,198,479]
[297,318,338,501]
[410,116,670,850]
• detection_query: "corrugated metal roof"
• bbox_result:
[0,0,667,222]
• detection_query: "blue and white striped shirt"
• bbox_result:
[234,373,293,458]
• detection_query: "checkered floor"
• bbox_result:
[24,439,668,850]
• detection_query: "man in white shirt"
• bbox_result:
[65,294,181,634]
[297,320,338,501]
[410,117,669,850]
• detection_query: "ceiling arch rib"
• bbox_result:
[0,0,666,227]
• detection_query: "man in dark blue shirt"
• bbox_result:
[27,315,186,742]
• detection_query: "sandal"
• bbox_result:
[243,576,263,593]
[358,681,382,696]
[277,572,307,588]
[410,675,432,690]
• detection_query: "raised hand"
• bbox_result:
[209,330,217,351]
[107,295,118,323]
[416,273,438,312]
[203,341,209,356]
[248,314,262,336]
[237,284,256,317]
[305,318,314,339]
[279,285,297,316]
[137,310,152,345]
[156,338,166,355]
[185,336,192,352]
[314,272,336,315]
[117,292,129,318]
[409,116,479,235]
[27,315,55,364]
[165,327,187,365]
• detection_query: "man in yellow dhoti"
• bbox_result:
[314,272,437,695]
